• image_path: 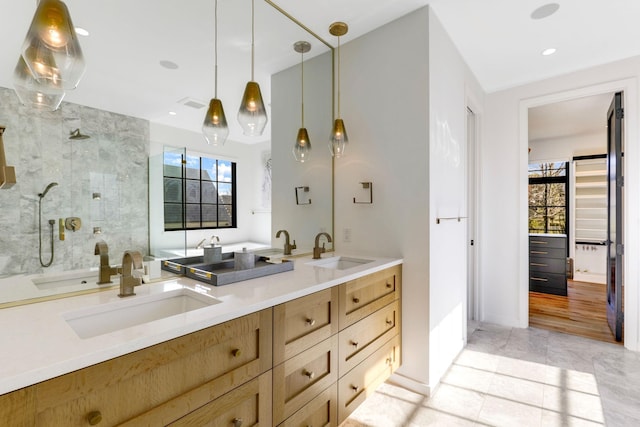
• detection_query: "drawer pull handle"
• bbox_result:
[531,277,549,282]
[306,318,316,326]
[386,282,392,288]
[232,418,243,427]
[353,297,360,304]
[386,319,393,326]
[530,263,547,267]
[386,357,393,365]
[351,385,359,393]
[530,240,548,244]
[87,411,103,425]
[304,370,315,379]
[351,340,359,347]
[531,251,548,255]
[231,348,242,357]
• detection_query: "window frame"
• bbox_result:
[163,152,237,231]
[528,161,570,236]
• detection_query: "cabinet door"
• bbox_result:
[0,387,36,426]
[339,265,401,329]
[273,336,338,425]
[35,309,272,427]
[273,287,339,365]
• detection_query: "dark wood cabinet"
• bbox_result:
[529,235,567,296]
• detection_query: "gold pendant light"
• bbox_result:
[13,55,65,110]
[19,0,85,90]
[237,0,268,136]
[293,41,311,162]
[329,22,349,158]
[202,0,229,146]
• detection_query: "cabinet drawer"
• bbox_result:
[339,300,400,375]
[337,335,400,424]
[529,236,566,249]
[168,371,272,427]
[339,265,401,329]
[274,287,339,365]
[529,256,566,274]
[529,246,565,259]
[529,271,567,295]
[278,383,337,427]
[273,335,339,425]
[36,309,272,427]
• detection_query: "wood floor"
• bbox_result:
[529,279,621,344]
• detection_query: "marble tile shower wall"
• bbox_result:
[0,87,150,276]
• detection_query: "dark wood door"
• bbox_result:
[606,91,624,342]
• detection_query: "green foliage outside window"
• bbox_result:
[528,162,568,234]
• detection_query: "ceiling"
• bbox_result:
[1,0,639,143]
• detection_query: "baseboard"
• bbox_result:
[387,372,433,397]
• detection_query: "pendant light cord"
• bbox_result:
[251,0,255,82]
[337,35,341,118]
[214,0,218,97]
[301,50,305,127]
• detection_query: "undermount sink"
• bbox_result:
[32,270,100,290]
[306,256,373,270]
[63,288,221,339]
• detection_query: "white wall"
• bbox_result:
[529,132,606,162]
[482,57,640,350]
[149,123,270,255]
[334,6,484,393]
[427,8,484,385]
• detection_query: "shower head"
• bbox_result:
[38,182,58,198]
[69,129,90,140]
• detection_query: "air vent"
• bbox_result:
[178,97,207,110]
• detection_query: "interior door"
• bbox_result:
[606,91,624,342]
[466,107,477,321]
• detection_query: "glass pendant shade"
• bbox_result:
[329,118,348,158]
[293,128,311,162]
[202,98,229,145]
[20,0,86,90]
[238,81,268,136]
[13,55,65,111]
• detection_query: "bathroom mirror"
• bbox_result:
[0,0,333,307]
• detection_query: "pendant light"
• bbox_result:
[292,41,311,162]
[19,0,86,91]
[202,0,229,146]
[329,22,349,158]
[13,55,65,111]
[237,0,268,136]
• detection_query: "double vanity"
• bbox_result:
[0,253,402,426]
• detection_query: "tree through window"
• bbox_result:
[528,162,568,234]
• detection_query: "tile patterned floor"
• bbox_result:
[342,323,640,426]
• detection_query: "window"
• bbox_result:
[528,162,568,234]
[163,152,236,231]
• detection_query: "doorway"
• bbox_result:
[526,92,623,344]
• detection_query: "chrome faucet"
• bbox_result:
[276,229,297,255]
[210,235,220,245]
[94,241,120,284]
[119,250,144,297]
[313,232,332,259]
[195,238,207,249]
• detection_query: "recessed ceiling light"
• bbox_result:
[168,111,177,116]
[542,48,557,56]
[159,60,179,70]
[531,3,560,20]
[75,27,89,36]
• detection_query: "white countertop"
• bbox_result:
[0,254,401,395]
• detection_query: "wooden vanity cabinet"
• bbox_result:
[0,263,402,427]
[11,309,272,427]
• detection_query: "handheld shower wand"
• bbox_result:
[38,182,58,267]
